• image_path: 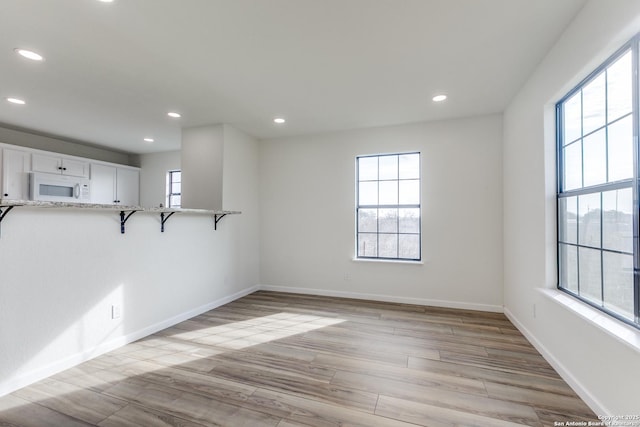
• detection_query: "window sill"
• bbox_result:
[352,257,424,265]
[538,288,640,353]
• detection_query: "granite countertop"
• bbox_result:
[0,199,241,215]
[0,199,140,210]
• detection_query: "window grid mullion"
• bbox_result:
[600,193,605,305]
[633,38,640,323]
[376,156,380,258]
[580,89,585,189]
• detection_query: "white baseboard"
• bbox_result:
[258,284,504,313]
[0,284,259,398]
[503,307,607,416]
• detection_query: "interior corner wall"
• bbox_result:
[221,124,261,292]
[502,0,640,414]
[258,115,504,311]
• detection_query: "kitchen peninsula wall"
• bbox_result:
[0,124,260,398]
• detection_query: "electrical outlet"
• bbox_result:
[343,273,351,281]
[112,304,122,320]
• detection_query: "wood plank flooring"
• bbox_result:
[0,291,598,426]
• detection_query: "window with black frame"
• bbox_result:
[356,152,421,261]
[167,170,181,208]
[556,37,639,328]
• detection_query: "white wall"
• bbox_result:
[222,124,261,294]
[181,125,224,211]
[0,127,260,396]
[503,0,640,414]
[139,150,180,208]
[259,115,504,311]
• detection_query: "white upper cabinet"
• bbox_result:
[2,148,31,200]
[32,153,90,178]
[0,143,139,205]
[115,167,139,206]
[90,163,117,204]
[90,163,139,206]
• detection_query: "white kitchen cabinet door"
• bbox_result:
[62,158,90,178]
[116,168,139,206]
[2,149,31,200]
[90,163,117,204]
[32,153,90,178]
[32,153,61,174]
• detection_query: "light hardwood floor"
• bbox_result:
[0,291,597,426]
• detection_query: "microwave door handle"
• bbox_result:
[74,183,80,199]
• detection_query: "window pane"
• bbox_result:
[170,195,181,207]
[578,247,602,304]
[607,114,633,182]
[559,244,578,293]
[359,182,378,205]
[358,157,378,181]
[582,73,606,135]
[563,92,582,145]
[602,188,633,253]
[171,183,181,194]
[578,193,601,247]
[603,252,635,320]
[582,129,606,187]
[358,233,377,257]
[399,208,420,233]
[607,50,632,123]
[378,209,398,233]
[399,154,420,179]
[379,181,398,205]
[399,234,420,259]
[378,234,398,258]
[379,155,398,180]
[563,142,582,191]
[171,171,181,182]
[358,209,377,232]
[558,196,578,244]
[399,180,420,205]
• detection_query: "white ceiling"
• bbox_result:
[0,0,586,154]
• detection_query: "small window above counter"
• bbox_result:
[0,199,240,237]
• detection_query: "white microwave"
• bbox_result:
[29,172,91,203]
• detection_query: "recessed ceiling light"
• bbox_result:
[6,97,26,105]
[98,0,114,3]
[432,94,447,102]
[143,137,154,143]
[273,117,286,124]
[167,112,181,118]
[14,48,44,61]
